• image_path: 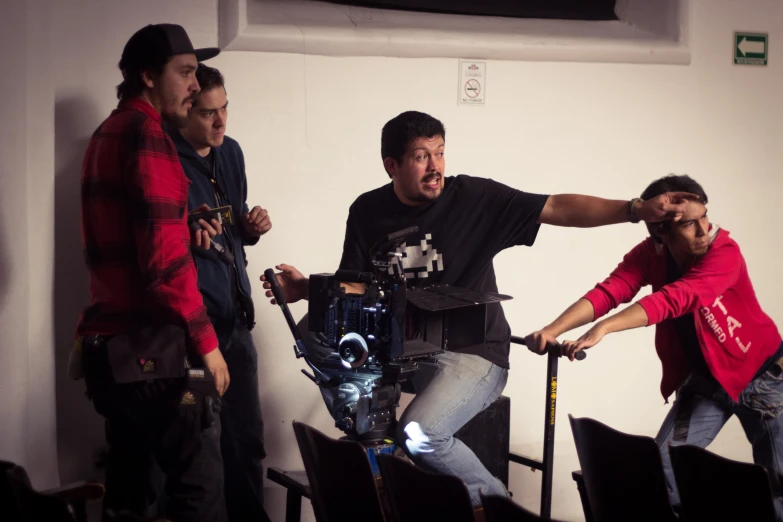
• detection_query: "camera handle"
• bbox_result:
[264,268,331,385]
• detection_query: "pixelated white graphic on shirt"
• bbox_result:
[389,233,444,279]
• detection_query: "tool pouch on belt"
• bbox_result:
[101,324,220,431]
[180,367,223,431]
[105,324,188,383]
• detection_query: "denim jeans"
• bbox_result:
[220,320,270,522]
[396,350,510,505]
[656,364,783,521]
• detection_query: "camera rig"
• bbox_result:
[265,226,512,441]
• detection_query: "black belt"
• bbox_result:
[754,341,783,380]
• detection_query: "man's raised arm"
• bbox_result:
[538,192,697,228]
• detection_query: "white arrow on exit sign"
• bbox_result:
[738,37,765,56]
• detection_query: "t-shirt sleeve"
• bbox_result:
[484,178,549,251]
[338,204,372,272]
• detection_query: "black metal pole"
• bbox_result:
[541,348,559,519]
[509,335,583,518]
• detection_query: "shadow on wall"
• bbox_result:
[0,214,9,320]
[254,310,347,474]
[54,97,106,485]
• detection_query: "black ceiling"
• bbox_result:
[324,0,618,21]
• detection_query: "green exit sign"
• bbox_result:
[734,32,768,66]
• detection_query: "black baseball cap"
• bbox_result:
[119,24,220,76]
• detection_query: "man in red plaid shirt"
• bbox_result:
[75,24,228,522]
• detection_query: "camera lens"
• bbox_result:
[339,332,369,369]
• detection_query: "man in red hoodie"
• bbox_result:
[526,174,783,518]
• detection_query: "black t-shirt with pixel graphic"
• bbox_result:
[339,174,549,368]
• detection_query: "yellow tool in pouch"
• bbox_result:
[67,337,85,380]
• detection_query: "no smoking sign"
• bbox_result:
[465,79,481,98]
[459,60,486,105]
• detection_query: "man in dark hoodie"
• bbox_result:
[169,63,272,522]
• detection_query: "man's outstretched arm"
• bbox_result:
[526,237,652,359]
[560,302,650,360]
[260,264,364,305]
[525,298,596,354]
[538,192,697,228]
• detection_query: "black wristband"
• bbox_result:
[627,198,642,223]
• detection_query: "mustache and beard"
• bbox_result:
[407,171,442,203]
[422,172,441,185]
[162,92,197,129]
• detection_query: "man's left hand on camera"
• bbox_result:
[243,206,272,237]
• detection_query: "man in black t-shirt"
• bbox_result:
[262,111,695,505]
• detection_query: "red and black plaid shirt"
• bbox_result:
[76,98,218,356]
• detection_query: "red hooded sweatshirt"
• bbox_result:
[583,228,781,401]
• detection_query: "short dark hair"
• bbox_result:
[192,64,225,107]
[381,111,446,177]
[116,60,166,100]
[641,174,708,242]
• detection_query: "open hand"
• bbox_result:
[561,325,606,361]
[636,192,700,223]
[202,348,230,396]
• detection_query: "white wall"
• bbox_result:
[0,0,58,489]
[2,0,781,520]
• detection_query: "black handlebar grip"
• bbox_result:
[510,335,587,360]
[264,268,286,306]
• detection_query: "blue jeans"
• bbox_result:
[219,320,269,522]
[397,350,509,505]
[656,365,783,521]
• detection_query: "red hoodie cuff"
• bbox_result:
[583,288,611,320]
